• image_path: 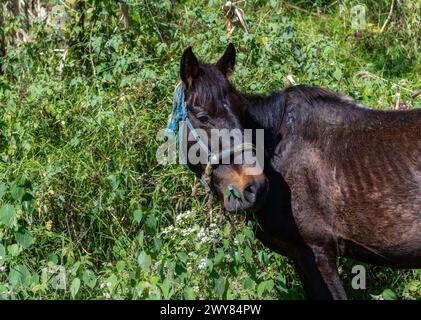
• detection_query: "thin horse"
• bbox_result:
[174,43,421,299]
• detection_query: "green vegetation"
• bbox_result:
[0,0,420,300]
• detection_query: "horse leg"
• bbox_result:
[293,246,347,300]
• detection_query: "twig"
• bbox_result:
[75,216,95,245]
[286,74,297,86]
[327,0,339,8]
[144,0,164,43]
[119,1,130,31]
[380,0,395,33]
[58,46,69,75]
[411,90,421,100]
[353,71,414,94]
[395,92,400,110]
[283,3,328,19]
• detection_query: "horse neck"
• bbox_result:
[241,91,286,132]
[239,91,286,157]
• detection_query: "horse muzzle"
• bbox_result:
[213,166,268,213]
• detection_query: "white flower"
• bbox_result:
[175,210,195,224]
[197,228,206,239]
[198,229,211,243]
[161,224,174,234]
[0,266,6,272]
[181,227,197,236]
[103,292,111,299]
[188,252,197,259]
[198,259,207,270]
[100,282,112,289]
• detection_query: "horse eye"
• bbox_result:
[197,112,210,123]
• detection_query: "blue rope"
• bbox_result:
[167,83,187,132]
[166,83,210,190]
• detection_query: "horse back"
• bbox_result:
[276,105,421,267]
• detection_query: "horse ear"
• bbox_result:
[216,43,236,78]
[180,46,199,86]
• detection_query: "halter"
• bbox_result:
[166,82,255,191]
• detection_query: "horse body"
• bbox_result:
[177,44,421,299]
[248,85,421,298]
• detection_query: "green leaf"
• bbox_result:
[257,280,273,296]
[9,264,30,287]
[70,137,80,146]
[15,228,34,249]
[9,268,21,287]
[177,252,188,264]
[243,277,255,290]
[160,278,171,299]
[70,278,81,298]
[213,249,224,266]
[0,244,5,259]
[145,215,157,234]
[107,175,119,191]
[22,193,36,215]
[225,186,241,200]
[382,288,397,300]
[232,188,241,199]
[82,269,97,289]
[214,276,226,298]
[262,252,270,265]
[133,209,143,223]
[265,279,274,292]
[71,262,81,276]
[0,183,7,199]
[243,247,252,262]
[153,237,162,253]
[275,274,288,293]
[184,287,195,300]
[7,244,21,257]
[206,259,213,273]
[106,274,118,289]
[10,176,26,202]
[257,281,266,297]
[137,251,151,271]
[333,67,342,81]
[116,261,126,272]
[0,204,15,228]
[48,253,59,264]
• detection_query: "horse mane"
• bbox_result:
[242,91,286,130]
[282,84,421,142]
[283,84,363,109]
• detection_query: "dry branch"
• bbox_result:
[119,2,130,31]
[380,0,395,33]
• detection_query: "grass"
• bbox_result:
[0,0,420,300]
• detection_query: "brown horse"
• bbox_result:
[177,43,421,299]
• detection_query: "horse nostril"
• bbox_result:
[243,183,257,203]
